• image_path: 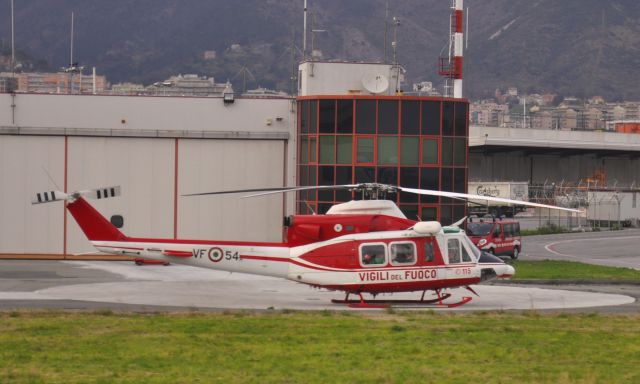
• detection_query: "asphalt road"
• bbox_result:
[521,228,640,269]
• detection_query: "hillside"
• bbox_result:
[0,0,639,100]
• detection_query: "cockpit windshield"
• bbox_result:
[467,223,494,236]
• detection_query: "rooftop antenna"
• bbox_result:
[383,2,389,63]
[10,0,15,75]
[70,12,74,68]
[310,13,326,59]
[302,0,308,59]
[392,16,401,92]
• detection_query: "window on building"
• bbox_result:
[356,137,374,163]
[400,204,419,220]
[390,242,416,266]
[319,136,335,164]
[454,168,466,193]
[401,137,419,166]
[300,101,309,133]
[378,100,399,134]
[356,100,376,134]
[377,167,398,185]
[455,102,468,136]
[318,166,334,201]
[300,137,308,164]
[377,136,398,165]
[422,138,439,165]
[319,100,336,133]
[422,101,441,135]
[309,100,318,133]
[337,99,354,133]
[454,138,466,166]
[335,166,353,201]
[309,137,317,162]
[355,166,375,184]
[420,168,439,203]
[441,137,453,166]
[360,243,386,266]
[336,136,353,164]
[442,102,454,136]
[400,167,419,203]
[422,206,438,221]
[441,168,453,204]
[402,100,420,135]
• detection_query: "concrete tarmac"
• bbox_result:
[522,228,640,269]
[0,260,635,312]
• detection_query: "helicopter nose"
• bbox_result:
[497,264,515,278]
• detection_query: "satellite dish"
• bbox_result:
[362,73,389,94]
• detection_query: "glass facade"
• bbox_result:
[297,96,469,223]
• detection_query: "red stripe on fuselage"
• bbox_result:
[126,238,287,247]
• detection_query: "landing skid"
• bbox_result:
[332,290,473,309]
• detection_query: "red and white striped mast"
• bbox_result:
[452,0,464,98]
[439,0,465,98]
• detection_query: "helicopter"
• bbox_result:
[32,183,579,308]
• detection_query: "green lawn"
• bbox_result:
[510,260,640,281]
[1,311,640,383]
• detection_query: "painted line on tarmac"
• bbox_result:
[545,235,640,258]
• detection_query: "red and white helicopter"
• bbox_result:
[33,183,579,308]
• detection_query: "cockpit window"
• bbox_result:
[360,244,386,266]
[447,239,462,264]
[390,242,416,266]
[460,242,472,262]
[466,223,493,236]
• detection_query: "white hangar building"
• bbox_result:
[0,92,296,255]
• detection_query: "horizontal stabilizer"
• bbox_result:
[31,191,68,205]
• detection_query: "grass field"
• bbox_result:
[1,311,640,383]
[510,260,640,282]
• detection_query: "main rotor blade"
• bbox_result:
[183,187,299,197]
[242,184,360,198]
[183,184,361,198]
[398,186,581,213]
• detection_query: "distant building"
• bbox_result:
[1,71,107,94]
[110,82,146,95]
[0,75,17,92]
[203,50,217,60]
[145,74,230,97]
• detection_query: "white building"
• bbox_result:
[0,92,296,255]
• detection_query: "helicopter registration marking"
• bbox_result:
[191,247,240,263]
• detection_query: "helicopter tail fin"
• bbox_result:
[67,197,127,242]
[32,186,126,242]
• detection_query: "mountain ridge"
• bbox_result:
[0,0,638,100]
